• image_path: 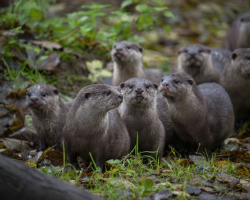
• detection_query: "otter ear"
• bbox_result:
[188,80,193,85]
[120,83,125,89]
[232,53,237,60]
[153,83,158,90]
[54,89,59,95]
[85,93,91,99]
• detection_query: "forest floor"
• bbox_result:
[1,0,250,199]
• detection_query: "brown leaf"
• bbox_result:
[32,40,62,49]
[2,138,29,152]
[38,52,60,71]
[9,126,38,142]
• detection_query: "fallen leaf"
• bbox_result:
[3,138,29,152]
[32,40,62,49]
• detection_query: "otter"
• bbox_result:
[63,84,130,170]
[177,44,230,84]
[159,72,234,153]
[224,12,250,51]
[26,84,69,151]
[221,48,250,121]
[119,78,165,159]
[111,41,162,86]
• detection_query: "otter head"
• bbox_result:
[77,84,123,112]
[239,12,250,28]
[159,72,196,101]
[178,44,211,71]
[26,84,59,112]
[120,78,158,107]
[111,41,143,65]
[231,48,250,77]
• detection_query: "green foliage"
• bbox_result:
[0,0,173,89]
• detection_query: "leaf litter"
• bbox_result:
[1,1,250,200]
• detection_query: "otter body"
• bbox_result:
[63,84,130,170]
[119,78,165,159]
[224,12,250,51]
[111,41,162,86]
[26,84,69,151]
[221,48,250,121]
[177,44,229,84]
[160,73,234,152]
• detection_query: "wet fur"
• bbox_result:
[159,72,234,153]
[177,44,220,84]
[26,84,68,151]
[63,84,130,170]
[224,12,250,51]
[111,41,162,86]
[221,48,250,121]
[119,78,165,159]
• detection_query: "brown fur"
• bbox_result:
[221,48,250,121]
[119,78,165,159]
[26,84,69,151]
[159,72,234,153]
[111,41,162,86]
[177,44,221,84]
[63,84,130,170]
[224,12,250,51]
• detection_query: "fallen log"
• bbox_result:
[0,154,102,200]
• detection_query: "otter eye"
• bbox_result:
[161,78,164,82]
[27,92,31,97]
[114,45,116,49]
[127,46,131,50]
[184,49,188,53]
[129,85,133,89]
[174,80,180,84]
[41,92,48,97]
[145,85,150,89]
[199,49,204,53]
[106,90,111,95]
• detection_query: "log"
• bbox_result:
[0,154,102,200]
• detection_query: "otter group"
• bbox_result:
[25,12,250,171]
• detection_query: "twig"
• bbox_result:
[55,27,80,43]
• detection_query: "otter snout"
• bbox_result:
[160,82,173,98]
[30,96,39,102]
[135,88,143,94]
[115,47,123,52]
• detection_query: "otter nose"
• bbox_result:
[189,52,196,57]
[118,94,123,99]
[30,96,38,102]
[115,48,123,52]
[135,88,143,94]
[162,82,169,87]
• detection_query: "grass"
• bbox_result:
[38,137,242,200]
